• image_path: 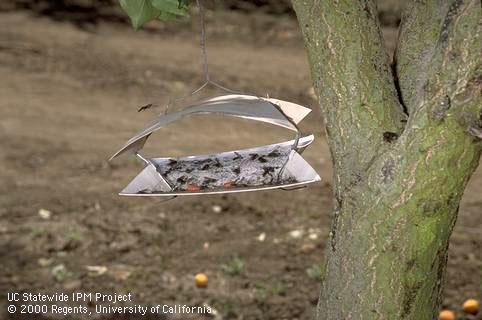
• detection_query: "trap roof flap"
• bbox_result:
[110,94,311,160]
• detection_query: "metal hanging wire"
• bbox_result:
[164,0,242,112]
[197,0,210,83]
[192,0,242,93]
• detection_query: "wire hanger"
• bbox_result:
[165,0,245,113]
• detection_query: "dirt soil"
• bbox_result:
[0,6,480,320]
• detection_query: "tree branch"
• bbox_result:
[395,1,452,115]
[291,0,407,190]
[397,0,481,125]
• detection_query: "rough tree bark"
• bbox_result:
[291,0,481,319]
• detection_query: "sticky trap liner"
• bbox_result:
[110,94,321,197]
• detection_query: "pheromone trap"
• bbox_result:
[110,94,320,197]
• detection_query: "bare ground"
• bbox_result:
[0,8,480,320]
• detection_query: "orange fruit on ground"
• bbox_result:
[463,299,479,315]
[438,309,455,320]
[194,273,208,288]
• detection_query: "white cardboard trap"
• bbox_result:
[110,94,321,197]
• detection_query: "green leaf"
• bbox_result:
[151,0,189,17]
[158,11,179,21]
[119,0,161,31]
[118,0,193,30]
[178,0,193,8]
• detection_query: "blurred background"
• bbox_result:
[0,1,480,319]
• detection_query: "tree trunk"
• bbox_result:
[290,0,481,319]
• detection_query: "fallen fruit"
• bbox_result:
[194,273,208,288]
[438,309,455,320]
[463,299,479,315]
